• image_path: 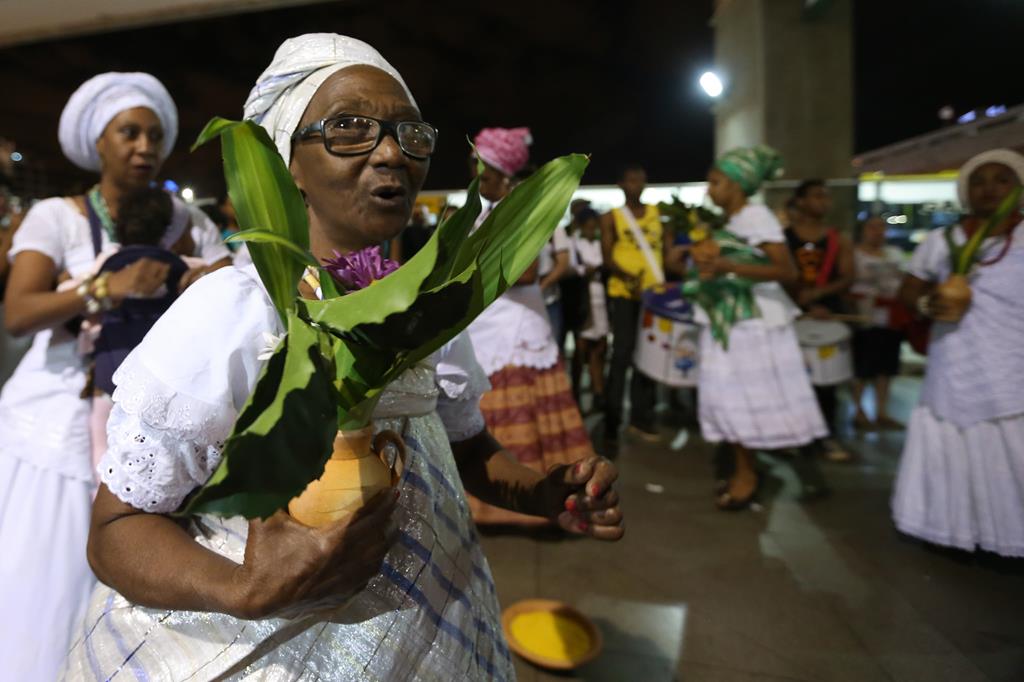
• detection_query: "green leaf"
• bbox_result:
[429,176,483,282]
[179,311,339,519]
[227,229,319,268]
[193,118,309,324]
[452,154,589,298]
[192,117,239,151]
[298,219,444,333]
[318,267,343,298]
[300,153,585,351]
[188,142,587,519]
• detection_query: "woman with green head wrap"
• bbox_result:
[713,145,785,196]
[692,145,829,510]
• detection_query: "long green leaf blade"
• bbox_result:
[194,118,309,323]
[227,229,318,268]
[955,185,1022,274]
[180,311,338,519]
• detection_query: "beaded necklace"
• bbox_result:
[87,186,118,243]
[959,211,1020,267]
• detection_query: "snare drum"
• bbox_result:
[634,286,701,387]
[794,318,853,386]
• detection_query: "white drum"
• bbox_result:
[634,287,700,387]
[794,318,853,386]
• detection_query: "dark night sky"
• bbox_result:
[1,0,1022,198]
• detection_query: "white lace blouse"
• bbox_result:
[99,264,489,513]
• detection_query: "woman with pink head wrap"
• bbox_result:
[465,128,595,526]
[474,127,533,177]
[471,126,534,214]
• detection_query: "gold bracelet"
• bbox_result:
[89,272,116,311]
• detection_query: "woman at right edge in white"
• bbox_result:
[892,149,1024,557]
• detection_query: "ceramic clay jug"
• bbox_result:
[288,426,405,527]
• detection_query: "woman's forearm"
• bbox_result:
[452,431,549,517]
[87,486,244,616]
[539,253,570,290]
[808,274,854,301]
[4,287,88,337]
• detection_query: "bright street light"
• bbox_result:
[181,187,195,203]
[699,71,724,98]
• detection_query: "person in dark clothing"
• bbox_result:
[785,179,855,461]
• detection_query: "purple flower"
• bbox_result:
[322,246,400,292]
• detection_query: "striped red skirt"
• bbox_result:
[468,359,594,525]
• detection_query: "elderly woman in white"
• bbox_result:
[61,34,624,681]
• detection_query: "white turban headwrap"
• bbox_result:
[243,33,417,166]
[958,148,1024,209]
[58,72,178,172]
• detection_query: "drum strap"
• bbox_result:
[619,206,665,285]
[814,228,840,288]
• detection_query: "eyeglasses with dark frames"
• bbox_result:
[291,114,438,160]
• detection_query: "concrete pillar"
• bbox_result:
[712,0,856,229]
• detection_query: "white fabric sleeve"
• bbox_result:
[7,198,72,267]
[552,225,571,253]
[189,206,233,265]
[99,265,281,512]
[434,331,491,442]
[733,204,786,245]
[907,228,952,282]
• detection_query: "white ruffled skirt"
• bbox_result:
[698,319,828,449]
[0,452,95,680]
[892,406,1024,557]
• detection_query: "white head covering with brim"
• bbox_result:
[58,72,178,172]
[958,148,1024,209]
[243,33,417,166]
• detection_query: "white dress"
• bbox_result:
[0,197,239,681]
[467,199,558,376]
[892,223,1024,557]
[696,204,828,449]
[851,246,904,326]
[0,198,112,682]
[572,235,609,340]
[61,265,513,681]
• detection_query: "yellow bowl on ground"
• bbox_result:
[501,599,603,670]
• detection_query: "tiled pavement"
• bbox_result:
[480,377,1024,682]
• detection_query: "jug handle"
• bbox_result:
[373,430,407,484]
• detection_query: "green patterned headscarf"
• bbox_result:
[714,145,784,196]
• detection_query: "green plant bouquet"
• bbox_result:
[933,185,1022,323]
[655,195,768,348]
[178,118,587,520]
[681,227,770,349]
[656,195,725,238]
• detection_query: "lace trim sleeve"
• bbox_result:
[99,363,237,513]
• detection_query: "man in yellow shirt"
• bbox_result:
[600,164,670,442]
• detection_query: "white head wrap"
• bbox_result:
[58,72,178,172]
[958,148,1024,209]
[243,33,417,166]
